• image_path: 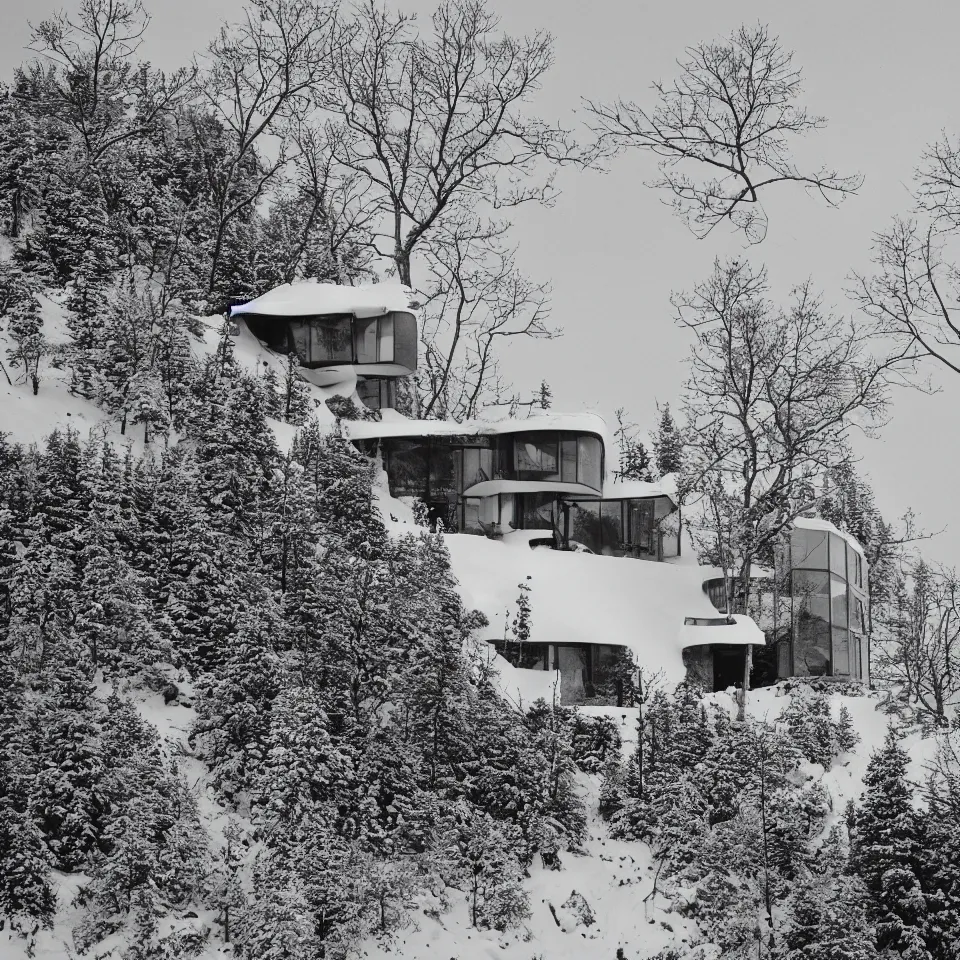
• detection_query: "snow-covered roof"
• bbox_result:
[599,478,675,502]
[678,614,765,650]
[230,281,420,319]
[792,515,866,558]
[344,412,608,442]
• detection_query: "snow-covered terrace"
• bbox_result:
[440,528,759,685]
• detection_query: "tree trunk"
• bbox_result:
[738,643,753,722]
[395,248,412,287]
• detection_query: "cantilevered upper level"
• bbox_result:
[230,281,419,382]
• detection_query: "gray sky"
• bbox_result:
[2,0,958,566]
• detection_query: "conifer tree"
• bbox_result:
[851,729,931,957]
[654,402,683,476]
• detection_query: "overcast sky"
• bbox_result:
[2,0,959,566]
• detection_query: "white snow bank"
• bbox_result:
[476,643,561,711]
[229,280,419,318]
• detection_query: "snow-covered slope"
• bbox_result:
[0,292,943,960]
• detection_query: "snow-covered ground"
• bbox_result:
[0,292,943,960]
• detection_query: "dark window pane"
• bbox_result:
[577,436,602,491]
[833,627,851,676]
[387,440,429,498]
[571,501,602,553]
[356,378,390,410]
[462,447,492,489]
[796,620,831,677]
[847,544,860,587]
[600,501,623,556]
[310,316,352,362]
[561,437,578,483]
[793,569,831,677]
[793,528,828,570]
[354,317,379,364]
[520,492,555,530]
[830,534,847,580]
[393,312,417,371]
[514,433,559,480]
[851,596,865,634]
[627,499,656,558]
[830,574,848,630]
[430,446,458,499]
[290,321,311,363]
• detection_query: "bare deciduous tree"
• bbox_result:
[28,0,193,164]
[192,0,337,298]
[875,561,960,726]
[585,24,862,243]
[417,214,556,420]
[852,134,960,377]
[325,0,582,287]
[287,121,379,284]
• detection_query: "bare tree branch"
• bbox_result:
[584,24,862,243]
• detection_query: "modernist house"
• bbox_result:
[230,281,869,702]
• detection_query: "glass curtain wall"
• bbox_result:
[788,527,867,680]
[501,432,603,492]
[244,312,417,369]
[566,498,660,558]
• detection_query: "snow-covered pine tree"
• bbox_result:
[851,729,932,957]
[613,407,655,481]
[654,402,683,476]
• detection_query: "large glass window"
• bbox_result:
[851,595,866,634]
[514,433,560,480]
[571,501,602,554]
[600,501,624,556]
[462,447,493,488]
[356,378,396,411]
[289,320,311,362]
[354,317,379,364]
[830,534,847,579]
[847,544,864,588]
[793,528,828,570]
[793,570,831,677]
[378,314,395,362]
[387,440,429,499]
[309,316,353,362]
[430,446,458,500]
[520,492,556,531]
[577,436,602,491]
[561,437,578,483]
[833,627,851,676]
[830,574,848,631]
[394,312,417,371]
[628,500,656,558]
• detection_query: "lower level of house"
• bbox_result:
[492,639,636,706]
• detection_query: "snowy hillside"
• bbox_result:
[2,293,955,960]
